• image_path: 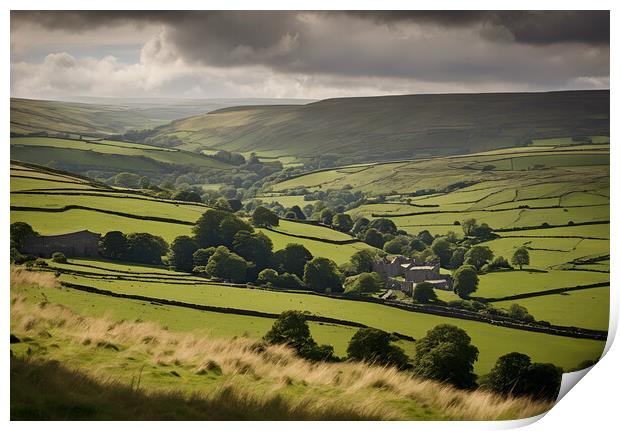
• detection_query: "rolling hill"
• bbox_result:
[146,90,610,162]
[10,97,312,136]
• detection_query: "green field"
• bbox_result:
[493,287,610,331]
[11,137,232,173]
[34,266,605,375]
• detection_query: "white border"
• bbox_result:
[2,1,616,430]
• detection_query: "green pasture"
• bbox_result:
[11,193,207,224]
[483,237,609,270]
[51,272,605,374]
[10,177,98,192]
[257,229,374,265]
[11,208,192,242]
[272,220,354,241]
[498,223,610,239]
[493,287,609,331]
[255,195,317,208]
[475,270,609,299]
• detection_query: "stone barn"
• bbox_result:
[373,255,452,293]
[22,230,101,258]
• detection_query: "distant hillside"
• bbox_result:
[147,90,609,162]
[10,97,312,136]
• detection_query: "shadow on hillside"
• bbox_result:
[10,356,384,421]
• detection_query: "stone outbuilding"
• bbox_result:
[22,230,101,258]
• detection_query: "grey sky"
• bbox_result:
[10,10,610,100]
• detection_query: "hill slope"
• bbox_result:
[147,90,609,162]
[10,97,312,136]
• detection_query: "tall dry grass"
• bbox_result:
[10,267,553,420]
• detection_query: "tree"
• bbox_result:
[205,246,248,283]
[193,247,216,267]
[139,176,150,189]
[218,215,253,247]
[192,210,229,247]
[193,209,253,248]
[487,256,512,271]
[461,218,478,237]
[169,236,199,272]
[383,236,408,254]
[98,231,127,260]
[289,205,306,220]
[257,268,279,285]
[264,311,336,361]
[272,243,313,278]
[227,199,243,212]
[412,282,438,303]
[507,303,535,322]
[409,238,427,252]
[481,353,562,400]
[113,172,141,188]
[343,272,384,296]
[349,249,377,274]
[332,213,353,232]
[10,222,38,250]
[172,190,202,203]
[362,228,385,248]
[347,328,409,369]
[369,218,397,235]
[51,252,67,263]
[232,230,273,269]
[125,233,168,264]
[464,245,494,270]
[303,257,343,293]
[452,265,479,299]
[351,217,370,235]
[511,247,530,270]
[213,198,233,212]
[251,206,279,227]
[319,208,334,225]
[520,363,563,400]
[413,324,479,389]
[431,238,453,268]
[481,352,532,396]
[417,230,434,246]
[449,247,466,269]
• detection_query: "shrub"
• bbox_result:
[51,252,67,263]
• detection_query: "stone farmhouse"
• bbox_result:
[22,230,101,258]
[373,255,452,294]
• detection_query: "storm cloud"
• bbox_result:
[10,10,610,99]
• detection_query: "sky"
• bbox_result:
[10,10,610,100]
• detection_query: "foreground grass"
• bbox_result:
[10,270,552,420]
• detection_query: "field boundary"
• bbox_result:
[475,282,610,303]
[58,279,607,341]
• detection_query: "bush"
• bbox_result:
[346,328,409,369]
[34,258,48,267]
[51,252,67,263]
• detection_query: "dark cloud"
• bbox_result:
[10,10,610,98]
[12,10,609,45]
